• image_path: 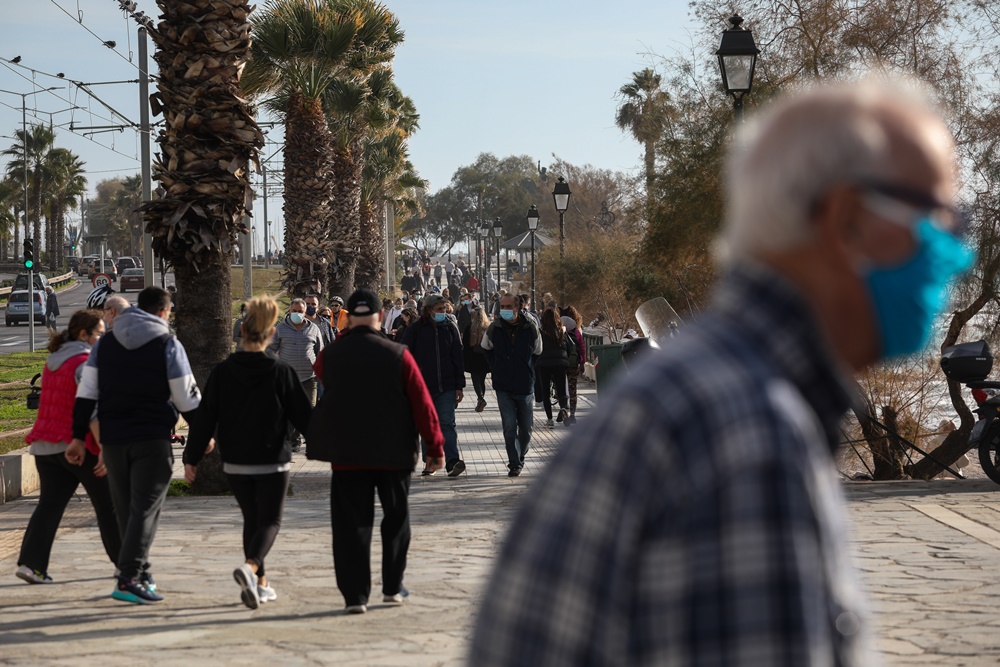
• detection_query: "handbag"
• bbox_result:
[26,373,41,410]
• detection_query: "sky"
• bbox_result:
[0,1,711,248]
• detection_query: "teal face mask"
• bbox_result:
[433,312,447,323]
[289,312,305,325]
[864,219,974,359]
[499,309,515,322]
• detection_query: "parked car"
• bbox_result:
[78,255,99,276]
[119,268,145,293]
[130,256,143,268]
[116,256,138,275]
[12,273,49,292]
[6,290,45,326]
[88,258,118,282]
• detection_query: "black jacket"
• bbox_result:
[183,351,311,466]
[536,332,575,369]
[401,317,466,393]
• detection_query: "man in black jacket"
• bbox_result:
[306,289,444,613]
[481,294,542,476]
[401,294,467,477]
[67,287,201,604]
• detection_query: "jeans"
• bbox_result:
[226,471,290,578]
[330,469,411,607]
[18,450,121,575]
[101,439,173,580]
[496,390,533,469]
[422,390,460,466]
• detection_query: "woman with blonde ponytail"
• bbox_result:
[183,296,312,610]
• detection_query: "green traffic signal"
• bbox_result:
[23,258,33,270]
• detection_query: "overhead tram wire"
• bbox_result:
[47,0,148,73]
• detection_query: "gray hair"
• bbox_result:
[289,298,306,308]
[104,295,129,315]
[717,77,951,264]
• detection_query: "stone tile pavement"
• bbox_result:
[4,378,1000,665]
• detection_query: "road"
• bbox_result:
[0,272,172,354]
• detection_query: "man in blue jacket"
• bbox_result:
[481,294,541,476]
[67,286,201,604]
[401,293,467,477]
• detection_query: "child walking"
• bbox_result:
[183,297,312,609]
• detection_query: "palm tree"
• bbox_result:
[244,0,364,297]
[615,69,673,218]
[355,87,424,290]
[143,0,264,493]
[0,179,19,261]
[2,124,56,258]
[41,147,86,270]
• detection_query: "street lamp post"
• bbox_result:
[552,176,571,302]
[493,217,503,292]
[526,205,539,313]
[479,221,490,299]
[716,15,759,124]
[0,86,59,353]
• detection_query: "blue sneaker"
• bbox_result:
[139,572,156,593]
[112,577,163,604]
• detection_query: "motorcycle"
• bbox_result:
[940,340,1000,484]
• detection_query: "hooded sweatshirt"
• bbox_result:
[72,306,201,445]
[184,351,312,468]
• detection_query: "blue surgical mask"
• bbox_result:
[500,309,515,322]
[862,219,974,359]
[461,300,470,306]
[290,312,305,325]
[433,312,447,323]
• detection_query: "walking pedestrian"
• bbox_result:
[43,285,59,334]
[392,307,418,343]
[184,297,312,609]
[305,294,336,346]
[480,294,541,476]
[328,296,349,332]
[306,289,445,614]
[232,302,246,348]
[463,305,491,413]
[267,298,324,452]
[535,310,574,429]
[559,305,586,425]
[67,286,202,604]
[401,294,467,476]
[470,79,974,665]
[16,309,120,585]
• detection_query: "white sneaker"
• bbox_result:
[258,584,277,603]
[15,565,52,584]
[383,585,409,605]
[234,563,260,609]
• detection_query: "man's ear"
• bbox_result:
[814,185,865,254]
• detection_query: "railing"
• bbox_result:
[0,271,74,300]
[582,329,605,364]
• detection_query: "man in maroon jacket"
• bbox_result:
[307,289,444,614]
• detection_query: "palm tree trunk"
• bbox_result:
[283,93,337,297]
[327,138,364,298]
[355,197,384,290]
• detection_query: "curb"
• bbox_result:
[0,452,38,504]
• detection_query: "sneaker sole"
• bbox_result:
[234,567,260,610]
[15,569,50,585]
[111,589,159,604]
[382,595,406,605]
[346,604,367,614]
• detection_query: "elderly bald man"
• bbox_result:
[470,79,974,666]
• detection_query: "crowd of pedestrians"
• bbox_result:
[15,278,589,612]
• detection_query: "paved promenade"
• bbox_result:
[2,379,1000,665]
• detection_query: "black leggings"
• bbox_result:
[470,371,487,400]
[226,471,290,578]
[537,367,568,419]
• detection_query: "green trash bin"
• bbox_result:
[591,343,624,394]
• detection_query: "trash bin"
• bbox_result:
[591,343,624,394]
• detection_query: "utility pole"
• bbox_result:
[262,162,269,268]
[139,26,154,286]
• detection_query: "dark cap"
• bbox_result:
[422,293,447,310]
[346,289,380,316]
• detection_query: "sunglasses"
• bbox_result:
[857,180,967,237]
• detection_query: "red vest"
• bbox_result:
[25,353,98,454]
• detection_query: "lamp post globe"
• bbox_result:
[526,205,539,313]
[716,15,759,124]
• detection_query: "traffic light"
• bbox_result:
[23,238,33,270]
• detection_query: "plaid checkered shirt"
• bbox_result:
[469,262,875,666]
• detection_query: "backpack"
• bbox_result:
[565,333,579,368]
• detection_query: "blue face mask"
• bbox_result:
[289,312,305,325]
[863,219,974,359]
[499,309,515,322]
[433,312,447,323]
